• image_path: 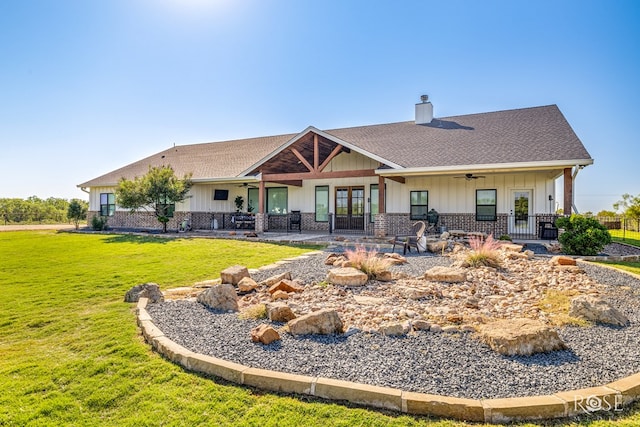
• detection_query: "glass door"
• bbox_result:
[335,186,365,230]
[509,190,533,235]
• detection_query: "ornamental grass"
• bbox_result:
[465,234,503,268]
[344,246,393,279]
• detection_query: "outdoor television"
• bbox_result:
[213,189,229,200]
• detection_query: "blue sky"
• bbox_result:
[1,0,638,213]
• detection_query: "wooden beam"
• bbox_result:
[563,167,572,215]
[318,145,344,172]
[263,169,377,181]
[378,175,386,214]
[258,180,265,214]
[384,176,405,184]
[313,134,319,171]
[290,148,314,172]
[267,180,303,187]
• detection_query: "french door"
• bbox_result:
[335,186,365,230]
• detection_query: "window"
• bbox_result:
[315,186,328,222]
[100,193,115,216]
[247,188,259,213]
[476,189,497,221]
[410,191,428,220]
[336,188,348,216]
[156,195,175,218]
[267,187,288,214]
[370,184,379,223]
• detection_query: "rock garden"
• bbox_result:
[138,237,640,401]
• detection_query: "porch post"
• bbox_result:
[258,180,265,214]
[375,175,387,237]
[563,167,572,215]
[378,175,385,214]
[255,180,266,233]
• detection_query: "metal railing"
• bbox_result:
[259,212,639,240]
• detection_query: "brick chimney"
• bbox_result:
[415,94,433,125]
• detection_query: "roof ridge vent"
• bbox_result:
[415,94,433,125]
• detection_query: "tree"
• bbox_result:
[597,209,617,217]
[614,193,640,219]
[67,199,88,230]
[116,166,193,232]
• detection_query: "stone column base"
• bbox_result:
[254,213,265,233]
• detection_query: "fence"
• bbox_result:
[591,215,640,241]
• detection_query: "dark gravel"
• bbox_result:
[146,251,640,400]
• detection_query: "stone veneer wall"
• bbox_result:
[374,213,387,237]
[438,213,507,236]
[265,213,331,232]
[87,211,189,231]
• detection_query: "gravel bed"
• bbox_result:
[146,251,640,400]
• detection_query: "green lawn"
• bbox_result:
[1,231,639,426]
[610,228,640,248]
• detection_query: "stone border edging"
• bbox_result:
[135,297,640,423]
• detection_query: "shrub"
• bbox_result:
[498,234,512,241]
[91,215,108,231]
[344,246,393,279]
[555,215,611,256]
[465,234,502,268]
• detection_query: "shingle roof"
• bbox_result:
[325,105,591,168]
[79,104,592,187]
[79,133,296,187]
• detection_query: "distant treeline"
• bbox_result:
[0,197,89,224]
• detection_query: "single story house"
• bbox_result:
[78,97,593,238]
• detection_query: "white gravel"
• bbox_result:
[146,251,640,399]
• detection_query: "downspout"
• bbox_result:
[80,186,90,194]
[571,165,584,214]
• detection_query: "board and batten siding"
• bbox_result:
[88,186,190,212]
[384,173,555,214]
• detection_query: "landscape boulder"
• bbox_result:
[196,283,239,311]
[550,256,576,266]
[378,322,410,336]
[383,253,407,264]
[268,279,304,294]
[267,302,296,322]
[569,295,630,326]
[426,240,448,253]
[478,318,567,356]
[287,309,343,335]
[251,324,281,345]
[220,265,250,285]
[271,290,289,300]
[423,266,467,283]
[258,271,292,287]
[124,282,164,303]
[327,267,368,286]
[237,277,259,293]
[500,243,524,253]
[373,270,393,282]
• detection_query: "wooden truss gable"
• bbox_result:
[249,131,380,186]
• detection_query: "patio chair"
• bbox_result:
[288,210,301,233]
[391,221,427,255]
[538,221,559,240]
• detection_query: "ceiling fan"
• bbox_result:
[454,173,486,181]
[237,183,258,188]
